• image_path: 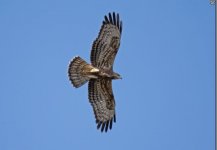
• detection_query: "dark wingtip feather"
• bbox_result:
[105,121,109,132]
[96,118,115,132]
[120,21,122,34]
[109,119,113,130]
[97,122,102,129]
[108,13,113,24]
[103,12,122,34]
[117,13,120,28]
[113,12,116,26]
[104,15,109,23]
[101,123,105,132]
[113,114,116,123]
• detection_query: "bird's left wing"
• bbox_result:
[88,79,116,132]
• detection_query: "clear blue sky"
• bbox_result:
[0,1,215,150]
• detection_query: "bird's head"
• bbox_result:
[112,72,122,80]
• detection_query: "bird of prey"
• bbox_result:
[68,12,122,132]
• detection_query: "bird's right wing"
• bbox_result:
[90,12,122,70]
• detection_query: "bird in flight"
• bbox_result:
[68,12,122,132]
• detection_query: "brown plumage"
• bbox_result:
[68,12,122,132]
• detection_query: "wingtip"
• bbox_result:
[105,121,109,132]
[108,13,113,24]
[104,15,109,24]
[101,123,105,132]
[97,121,102,129]
[109,119,113,130]
[96,117,116,132]
[103,12,122,34]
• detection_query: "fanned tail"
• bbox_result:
[68,56,93,88]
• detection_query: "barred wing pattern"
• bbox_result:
[88,79,116,132]
[88,12,122,132]
[91,12,122,70]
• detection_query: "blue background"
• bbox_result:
[0,0,215,150]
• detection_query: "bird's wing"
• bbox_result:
[88,79,116,132]
[90,12,122,70]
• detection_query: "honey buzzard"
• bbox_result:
[68,12,122,132]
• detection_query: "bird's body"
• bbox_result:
[68,12,122,132]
